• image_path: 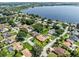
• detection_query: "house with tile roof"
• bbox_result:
[21,48,32,57]
[31,31,39,37]
[63,39,73,48]
[36,34,49,42]
[63,41,72,48]
[54,47,65,55]
[12,42,23,51]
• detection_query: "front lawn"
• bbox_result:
[23,42,33,51]
[48,53,57,57]
[33,38,43,47]
[33,38,50,47]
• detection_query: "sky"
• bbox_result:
[0,0,79,2]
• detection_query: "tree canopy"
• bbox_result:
[31,45,43,57]
[16,28,28,41]
[33,23,43,33]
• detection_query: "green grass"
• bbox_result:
[33,38,50,48]
[48,53,57,57]
[64,51,70,57]
[15,51,22,57]
[23,42,33,51]
[74,42,79,46]
[0,48,15,57]
[63,34,70,39]
[0,35,3,41]
[76,48,79,53]
[41,28,48,35]
[33,38,43,47]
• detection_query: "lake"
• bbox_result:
[22,6,79,24]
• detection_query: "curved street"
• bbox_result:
[40,26,69,57]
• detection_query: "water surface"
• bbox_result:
[22,6,79,23]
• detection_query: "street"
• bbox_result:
[40,26,69,57]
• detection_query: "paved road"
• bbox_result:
[23,37,33,43]
[0,37,34,50]
[23,37,35,46]
[40,26,69,57]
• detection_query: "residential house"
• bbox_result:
[36,34,49,42]
[5,35,16,44]
[27,26,33,32]
[63,39,73,48]
[0,24,10,32]
[2,32,11,38]
[64,41,72,48]
[21,25,33,32]
[71,30,79,35]
[52,47,66,55]
[8,46,14,52]
[64,39,77,50]
[2,28,9,33]
[70,35,79,42]
[21,48,32,57]
[43,22,47,26]
[48,29,55,35]
[48,47,66,56]
[31,31,39,37]
[76,35,79,40]
[16,23,22,27]
[12,42,23,51]
[66,39,73,44]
